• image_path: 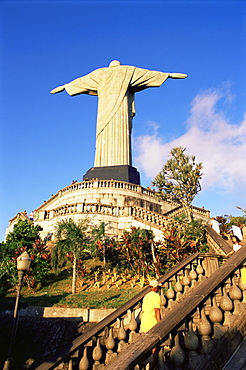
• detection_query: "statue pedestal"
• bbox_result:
[83,165,140,185]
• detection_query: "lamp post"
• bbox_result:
[3,251,32,370]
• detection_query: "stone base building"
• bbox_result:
[5,178,210,242]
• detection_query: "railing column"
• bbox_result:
[105,327,116,365]
[220,286,233,327]
[229,276,243,315]
[128,309,139,343]
[170,332,185,368]
[79,347,90,370]
[92,338,103,369]
[166,281,175,309]
[117,319,127,353]
[198,307,212,354]
[181,268,191,295]
[196,257,205,282]
[209,296,224,340]
[184,321,200,370]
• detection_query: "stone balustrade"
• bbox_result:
[58,180,209,223]
[23,179,211,243]
[105,245,246,370]
[61,180,143,196]
[42,202,208,235]
[32,249,244,370]
[164,204,210,221]
[35,180,176,215]
[205,225,232,255]
[5,178,210,242]
[52,180,209,218]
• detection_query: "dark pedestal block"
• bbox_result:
[83,165,140,185]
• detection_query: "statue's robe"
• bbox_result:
[64,65,169,167]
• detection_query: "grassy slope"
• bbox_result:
[2,270,143,309]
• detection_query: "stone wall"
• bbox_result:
[5,179,210,241]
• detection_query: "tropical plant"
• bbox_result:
[152,147,203,221]
[91,222,107,266]
[52,218,91,294]
[157,215,207,270]
[5,219,43,253]
[91,222,120,269]
[0,244,16,296]
[0,220,51,294]
[117,227,154,277]
[214,213,246,239]
[214,215,230,236]
[228,215,246,229]
[236,206,246,215]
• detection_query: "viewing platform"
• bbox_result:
[6,179,210,242]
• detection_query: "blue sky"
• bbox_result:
[1,0,245,241]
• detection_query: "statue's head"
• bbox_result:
[109,60,121,67]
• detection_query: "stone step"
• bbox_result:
[222,337,246,370]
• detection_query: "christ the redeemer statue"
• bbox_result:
[51,60,187,184]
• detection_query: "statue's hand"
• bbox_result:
[169,73,188,79]
[50,86,65,94]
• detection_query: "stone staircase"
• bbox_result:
[106,245,246,370]
[31,229,246,370]
[222,337,246,370]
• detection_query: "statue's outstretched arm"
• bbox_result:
[50,85,65,94]
[168,73,188,79]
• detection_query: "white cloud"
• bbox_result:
[134,86,246,194]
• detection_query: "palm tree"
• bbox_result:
[92,222,107,269]
[52,218,89,294]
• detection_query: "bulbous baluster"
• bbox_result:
[105,327,117,365]
[68,351,79,370]
[117,319,127,353]
[198,308,212,354]
[160,286,167,317]
[184,321,199,354]
[68,358,73,370]
[174,275,183,302]
[233,268,241,285]
[92,337,102,368]
[181,269,191,294]
[129,309,139,343]
[170,333,186,368]
[157,346,166,370]
[229,277,243,315]
[166,281,175,309]
[106,327,115,353]
[239,264,246,303]
[184,321,200,370]
[189,265,198,288]
[209,296,225,340]
[79,347,90,370]
[162,332,173,366]
[196,259,204,282]
[220,286,233,327]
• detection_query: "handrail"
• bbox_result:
[205,225,232,255]
[105,245,246,369]
[164,204,210,219]
[33,252,200,370]
[32,242,242,370]
[32,246,244,370]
